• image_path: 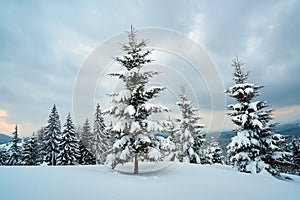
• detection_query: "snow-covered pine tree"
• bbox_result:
[79,140,96,165]
[288,137,300,175]
[105,26,174,174]
[21,134,40,165]
[36,126,46,142]
[0,147,7,165]
[79,118,96,165]
[174,87,205,163]
[200,136,223,164]
[35,126,46,164]
[82,118,93,151]
[7,125,21,165]
[226,57,288,176]
[43,104,62,165]
[57,113,80,165]
[93,103,110,164]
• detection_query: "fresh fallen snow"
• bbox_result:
[0,163,299,200]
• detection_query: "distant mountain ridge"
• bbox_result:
[0,133,12,145]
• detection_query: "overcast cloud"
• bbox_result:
[0,0,299,136]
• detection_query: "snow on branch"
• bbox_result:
[142,103,169,113]
[114,89,131,102]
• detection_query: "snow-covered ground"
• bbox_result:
[0,163,299,200]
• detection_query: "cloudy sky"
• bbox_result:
[1,0,300,137]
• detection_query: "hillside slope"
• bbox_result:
[0,133,11,144]
[0,163,299,200]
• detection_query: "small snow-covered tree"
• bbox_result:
[79,119,96,165]
[79,140,96,165]
[21,134,40,165]
[174,87,205,163]
[35,126,46,164]
[226,57,289,176]
[284,136,300,175]
[43,104,61,165]
[0,147,7,165]
[57,113,80,165]
[7,125,21,165]
[36,126,45,142]
[82,118,94,147]
[93,104,110,164]
[105,26,174,173]
[200,136,223,164]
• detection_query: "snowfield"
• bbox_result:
[0,163,299,200]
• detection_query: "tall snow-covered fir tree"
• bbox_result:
[21,134,40,165]
[7,125,21,165]
[79,118,96,165]
[93,103,110,164]
[199,136,223,164]
[174,87,205,163]
[226,57,288,176]
[105,26,174,173]
[43,104,61,165]
[57,113,80,165]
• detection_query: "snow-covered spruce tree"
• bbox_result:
[226,57,288,176]
[288,137,300,175]
[79,139,96,165]
[105,26,174,174]
[57,113,81,165]
[7,125,21,165]
[174,87,205,163]
[35,126,46,164]
[81,118,94,151]
[21,134,40,165]
[43,104,62,165]
[36,126,46,142]
[0,147,7,165]
[79,118,96,165]
[93,103,110,164]
[199,136,223,164]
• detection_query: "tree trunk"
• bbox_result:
[96,153,101,165]
[134,154,139,174]
[52,152,56,166]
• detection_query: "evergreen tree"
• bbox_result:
[57,113,80,165]
[0,147,7,165]
[36,126,46,142]
[7,125,21,165]
[93,104,110,164]
[79,118,96,165]
[226,57,288,176]
[43,104,61,165]
[79,139,96,165]
[35,126,46,164]
[287,137,300,175]
[200,136,223,164]
[21,134,40,165]
[174,87,205,163]
[106,26,174,173]
[81,118,93,151]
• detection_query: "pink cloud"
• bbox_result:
[273,108,297,115]
[272,105,300,124]
[0,109,8,117]
[0,119,15,134]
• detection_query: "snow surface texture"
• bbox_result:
[0,163,299,200]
